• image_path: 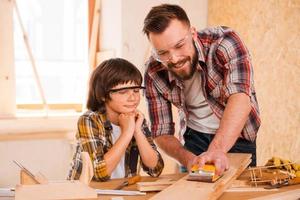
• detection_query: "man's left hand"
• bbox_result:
[191,149,229,176]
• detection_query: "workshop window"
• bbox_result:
[14,0,88,112]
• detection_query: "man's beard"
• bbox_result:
[167,53,198,80]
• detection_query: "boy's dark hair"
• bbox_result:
[87,58,142,111]
[143,4,190,37]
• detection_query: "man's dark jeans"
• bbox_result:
[183,127,256,166]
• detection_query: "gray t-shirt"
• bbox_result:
[183,71,220,134]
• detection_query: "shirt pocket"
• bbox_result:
[209,82,223,99]
[208,81,228,106]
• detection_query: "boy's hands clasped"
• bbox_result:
[118,110,144,138]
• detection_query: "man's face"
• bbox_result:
[149,19,198,80]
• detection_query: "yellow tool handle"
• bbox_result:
[115,175,141,190]
[128,175,141,185]
[191,164,216,172]
[289,177,300,185]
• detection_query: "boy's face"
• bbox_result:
[149,19,198,80]
[105,82,142,114]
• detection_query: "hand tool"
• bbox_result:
[187,164,222,182]
[115,175,141,190]
[13,160,35,179]
[264,177,300,189]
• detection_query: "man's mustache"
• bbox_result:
[167,57,190,69]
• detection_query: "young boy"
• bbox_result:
[68,58,164,181]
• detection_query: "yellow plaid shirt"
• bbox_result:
[67,110,164,181]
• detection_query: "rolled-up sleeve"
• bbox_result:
[140,122,164,177]
[216,30,254,101]
[213,29,260,141]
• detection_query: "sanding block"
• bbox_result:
[187,164,222,182]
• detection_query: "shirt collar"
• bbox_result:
[194,35,206,63]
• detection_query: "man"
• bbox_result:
[143,4,260,175]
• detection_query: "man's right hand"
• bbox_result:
[154,135,196,170]
[184,151,197,171]
[188,150,229,175]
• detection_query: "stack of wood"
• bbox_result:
[248,157,300,188]
[265,157,300,177]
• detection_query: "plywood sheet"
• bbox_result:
[150,153,251,200]
[208,0,300,166]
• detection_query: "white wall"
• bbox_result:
[180,0,207,31]
[100,0,207,72]
[99,0,122,57]
[0,139,74,187]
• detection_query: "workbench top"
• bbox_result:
[2,172,299,199]
[89,172,300,200]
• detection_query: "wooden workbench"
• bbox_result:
[1,171,299,199]
[89,172,300,200]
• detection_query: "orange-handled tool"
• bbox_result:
[115,175,141,190]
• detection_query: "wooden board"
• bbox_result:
[137,179,176,192]
[248,189,300,200]
[88,0,100,70]
[150,153,251,200]
[15,181,98,200]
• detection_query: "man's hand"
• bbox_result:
[155,135,196,169]
[185,152,197,171]
[189,149,229,175]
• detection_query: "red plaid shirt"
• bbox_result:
[144,26,260,142]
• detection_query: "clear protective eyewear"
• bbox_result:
[152,32,192,64]
[109,86,146,97]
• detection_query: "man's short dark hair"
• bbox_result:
[87,58,142,112]
[143,4,190,37]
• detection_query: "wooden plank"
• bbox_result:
[248,189,300,200]
[89,0,100,70]
[20,170,40,185]
[88,0,96,46]
[0,132,74,141]
[230,179,250,187]
[0,116,78,135]
[150,153,251,200]
[15,181,98,200]
[137,179,176,192]
[17,103,82,112]
[80,152,94,185]
[225,187,278,192]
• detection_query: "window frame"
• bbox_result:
[10,0,96,113]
